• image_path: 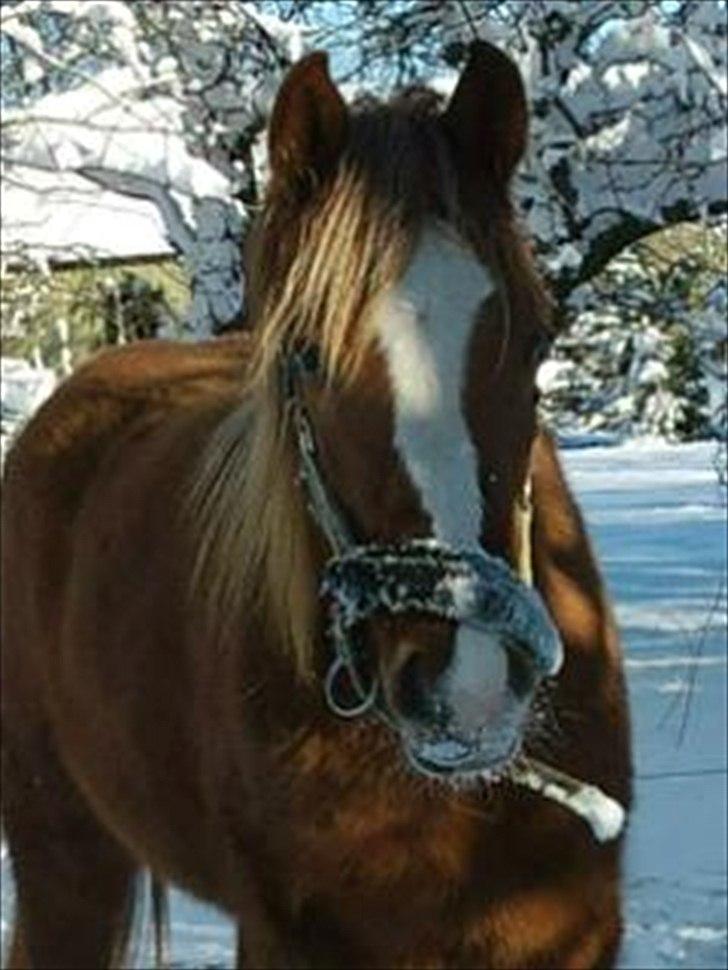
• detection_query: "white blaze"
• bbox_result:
[447,626,512,729]
[376,227,494,549]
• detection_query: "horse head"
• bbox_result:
[241,43,560,783]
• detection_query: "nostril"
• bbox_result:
[397,651,438,724]
[506,641,538,699]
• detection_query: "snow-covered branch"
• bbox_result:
[310,1,727,300]
[1,0,309,333]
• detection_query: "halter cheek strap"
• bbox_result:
[282,350,354,558]
[284,350,381,716]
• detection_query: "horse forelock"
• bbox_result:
[189,87,552,681]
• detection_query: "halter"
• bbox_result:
[282,349,561,719]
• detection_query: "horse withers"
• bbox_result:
[2,42,631,969]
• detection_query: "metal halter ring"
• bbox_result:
[323,653,378,718]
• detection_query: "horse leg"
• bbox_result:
[5,921,30,969]
[235,924,307,970]
[234,908,295,968]
[3,739,139,970]
[235,925,245,969]
[232,869,309,970]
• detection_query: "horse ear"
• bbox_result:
[443,40,527,189]
[268,52,348,191]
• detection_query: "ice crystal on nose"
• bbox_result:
[320,539,563,680]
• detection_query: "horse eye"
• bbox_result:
[296,343,322,378]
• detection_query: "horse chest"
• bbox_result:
[254,806,609,970]
[216,732,619,969]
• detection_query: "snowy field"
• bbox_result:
[2,440,726,969]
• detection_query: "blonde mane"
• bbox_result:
[188,91,549,679]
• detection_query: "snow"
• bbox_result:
[2,61,248,332]
[537,358,574,393]
[2,67,231,263]
[1,357,56,419]
[1,165,176,262]
[1,357,56,464]
[562,441,727,968]
[507,2,728,293]
[510,759,627,844]
[1,441,726,968]
[3,64,226,197]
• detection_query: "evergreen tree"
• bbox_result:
[540,231,720,442]
[663,326,711,440]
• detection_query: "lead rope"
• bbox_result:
[509,468,628,843]
[285,353,354,558]
[515,475,534,587]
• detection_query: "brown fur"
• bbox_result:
[2,45,631,969]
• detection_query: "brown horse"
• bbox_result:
[1,43,631,970]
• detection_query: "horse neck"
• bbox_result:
[530,431,609,625]
[530,430,632,804]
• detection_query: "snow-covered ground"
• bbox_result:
[2,440,726,969]
[566,440,727,970]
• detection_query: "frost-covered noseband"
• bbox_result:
[282,349,562,719]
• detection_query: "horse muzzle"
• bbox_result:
[321,539,562,778]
